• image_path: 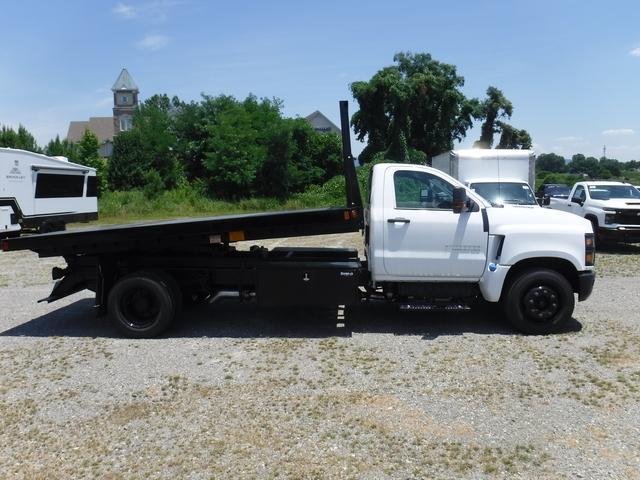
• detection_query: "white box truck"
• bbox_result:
[1,148,98,237]
[432,149,538,208]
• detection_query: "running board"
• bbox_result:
[399,302,471,312]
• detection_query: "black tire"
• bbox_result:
[150,270,183,315]
[502,268,574,335]
[39,222,54,234]
[39,222,65,234]
[107,271,177,338]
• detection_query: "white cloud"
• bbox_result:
[135,34,170,50]
[629,47,640,57]
[602,128,635,136]
[112,1,183,23]
[112,2,137,19]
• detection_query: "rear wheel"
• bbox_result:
[107,271,178,338]
[502,268,574,334]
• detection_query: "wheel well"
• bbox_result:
[585,214,598,227]
[503,257,580,297]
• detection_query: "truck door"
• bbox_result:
[382,167,488,279]
[567,185,586,212]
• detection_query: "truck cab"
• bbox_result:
[546,181,640,243]
[366,163,595,333]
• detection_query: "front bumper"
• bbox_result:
[598,226,640,243]
[577,270,596,301]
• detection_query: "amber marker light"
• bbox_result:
[585,233,595,267]
[228,231,245,242]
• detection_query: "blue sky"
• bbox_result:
[1,0,640,160]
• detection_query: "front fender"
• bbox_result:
[491,225,589,271]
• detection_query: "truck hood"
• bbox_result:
[589,199,640,209]
[486,206,592,234]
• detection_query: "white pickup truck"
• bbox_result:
[1,102,597,337]
[545,181,640,243]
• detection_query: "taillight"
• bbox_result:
[1,239,10,252]
[585,233,595,266]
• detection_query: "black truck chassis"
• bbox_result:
[0,101,378,337]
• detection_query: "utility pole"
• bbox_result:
[602,144,606,160]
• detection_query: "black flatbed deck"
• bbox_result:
[2,206,362,257]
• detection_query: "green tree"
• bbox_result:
[474,87,513,148]
[536,153,566,173]
[599,157,621,177]
[45,135,78,161]
[109,129,152,190]
[172,99,209,180]
[134,94,184,188]
[0,125,41,152]
[111,92,345,198]
[76,130,108,194]
[45,135,63,156]
[192,94,342,199]
[350,52,477,162]
[282,119,340,195]
[568,154,600,178]
[496,121,532,149]
[203,95,275,198]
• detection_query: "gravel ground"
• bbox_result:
[1,233,639,479]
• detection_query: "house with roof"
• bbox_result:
[67,69,139,157]
[305,111,341,135]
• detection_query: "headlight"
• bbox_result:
[604,213,616,225]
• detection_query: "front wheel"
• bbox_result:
[502,268,575,335]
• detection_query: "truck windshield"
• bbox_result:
[589,185,640,200]
[545,185,570,197]
[470,182,537,206]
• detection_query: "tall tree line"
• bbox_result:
[108,94,343,199]
[537,152,640,180]
[350,52,532,164]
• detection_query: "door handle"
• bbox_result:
[388,218,410,224]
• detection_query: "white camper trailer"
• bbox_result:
[0,148,98,237]
[432,149,537,207]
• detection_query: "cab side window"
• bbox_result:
[394,170,454,209]
[573,186,585,202]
